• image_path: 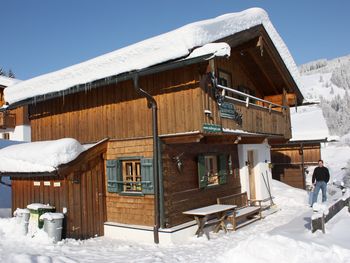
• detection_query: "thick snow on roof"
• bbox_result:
[0,76,21,88]
[4,7,300,105]
[0,138,85,173]
[290,105,329,141]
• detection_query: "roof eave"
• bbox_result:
[3,53,221,111]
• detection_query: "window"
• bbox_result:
[217,69,234,97]
[2,133,10,140]
[106,157,154,195]
[122,160,142,192]
[198,154,230,188]
[204,155,219,186]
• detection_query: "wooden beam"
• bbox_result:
[161,134,204,144]
[245,48,279,94]
[232,53,270,96]
[259,30,295,93]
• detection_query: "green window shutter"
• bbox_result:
[218,154,228,185]
[198,155,207,188]
[106,159,123,193]
[141,158,154,194]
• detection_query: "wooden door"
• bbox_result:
[66,158,106,239]
[248,150,256,199]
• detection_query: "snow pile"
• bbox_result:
[186,43,230,59]
[4,7,300,105]
[27,203,54,211]
[0,76,21,87]
[217,232,350,263]
[39,213,64,221]
[13,208,30,216]
[290,105,329,141]
[0,138,84,173]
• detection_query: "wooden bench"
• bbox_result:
[217,192,262,231]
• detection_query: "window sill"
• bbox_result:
[119,191,145,197]
[205,184,221,189]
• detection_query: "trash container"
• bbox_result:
[13,208,30,235]
[40,212,64,242]
[27,203,55,235]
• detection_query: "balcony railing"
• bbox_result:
[216,84,291,138]
[0,112,16,129]
[217,84,287,112]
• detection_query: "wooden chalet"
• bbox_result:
[1,9,303,243]
[0,76,30,141]
[271,105,329,189]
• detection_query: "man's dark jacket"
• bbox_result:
[312,167,330,183]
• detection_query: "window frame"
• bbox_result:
[198,153,232,189]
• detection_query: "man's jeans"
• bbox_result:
[312,181,327,205]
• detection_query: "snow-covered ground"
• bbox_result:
[0,179,349,263]
[0,142,349,262]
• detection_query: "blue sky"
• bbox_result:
[1,0,349,80]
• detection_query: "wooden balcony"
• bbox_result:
[0,112,16,129]
[215,85,292,139]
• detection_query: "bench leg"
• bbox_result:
[214,212,228,233]
[194,216,209,239]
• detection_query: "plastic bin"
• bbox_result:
[27,203,55,235]
[40,212,64,242]
[13,208,30,235]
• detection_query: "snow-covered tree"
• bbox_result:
[8,69,15,78]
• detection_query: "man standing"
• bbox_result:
[312,160,330,206]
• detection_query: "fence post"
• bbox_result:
[321,213,325,234]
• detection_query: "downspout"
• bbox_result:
[301,143,305,189]
[133,75,161,244]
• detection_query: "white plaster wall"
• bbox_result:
[2,125,31,142]
[104,222,199,245]
[238,142,273,200]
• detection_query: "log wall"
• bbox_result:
[162,140,241,227]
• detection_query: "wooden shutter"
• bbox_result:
[218,154,228,185]
[198,155,208,188]
[141,158,154,194]
[106,159,122,193]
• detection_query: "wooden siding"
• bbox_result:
[105,138,154,226]
[29,64,202,144]
[162,139,241,227]
[222,102,291,137]
[29,53,293,143]
[271,143,321,189]
[11,141,107,239]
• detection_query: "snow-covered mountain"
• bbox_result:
[298,54,350,136]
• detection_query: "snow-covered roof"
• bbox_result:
[4,7,300,105]
[0,76,21,88]
[290,105,329,141]
[0,138,86,173]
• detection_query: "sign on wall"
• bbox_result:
[203,123,222,133]
[219,102,243,126]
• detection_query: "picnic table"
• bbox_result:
[183,204,237,239]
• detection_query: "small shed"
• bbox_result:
[271,105,330,189]
[0,138,108,239]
